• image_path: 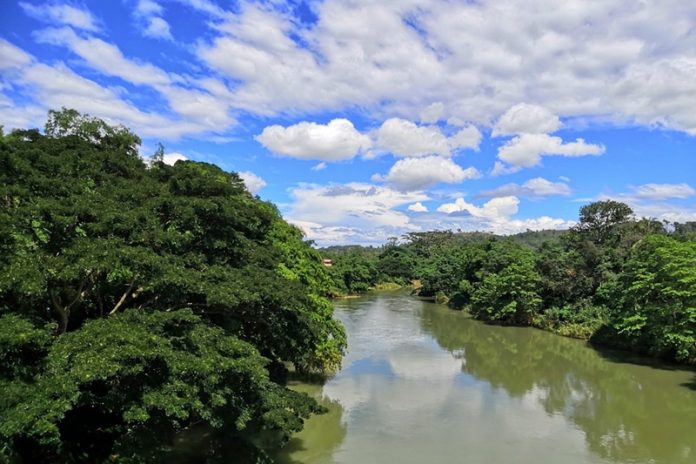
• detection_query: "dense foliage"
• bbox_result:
[324,203,696,365]
[0,110,345,463]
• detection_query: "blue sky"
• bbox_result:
[1,0,695,245]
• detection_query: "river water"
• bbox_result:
[274,290,696,464]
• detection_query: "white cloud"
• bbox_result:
[449,126,482,152]
[488,216,577,234]
[491,161,522,176]
[20,2,100,32]
[598,193,696,225]
[375,156,481,191]
[437,196,520,220]
[285,182,577,245]
[0,45,219,139]
[311,162,327,171]
[191,1,696,137]
[136,0,163,16]
[134,1,173,41]
[420,102,444,123]
[377,118,451,157]
[429,196,576,234]
[630,183,695,200]
[162,152,187,165]
[478,177,571,199]
[144,17,173,40]
[408,202,428,213]
[35,28,172,87]
[490,103,603,174]
[376,118,481,158]
[239,171,267,193]
[497,134,605,169]
[0,92,44,130]
[493,103,562,136]
[21,33,234,137]
[287,183,427,236]
[7,0,696,144]
[256,119,371,161]
[0,39,32,70]
[173,0,226,18]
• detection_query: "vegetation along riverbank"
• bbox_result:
[323,204,696,366]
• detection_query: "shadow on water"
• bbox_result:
[681,374,696,391]
[272,373,347,464]
[419,303,696,464]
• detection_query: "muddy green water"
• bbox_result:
[274,291,696,464]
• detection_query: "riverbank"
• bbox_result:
[330,280,419,299]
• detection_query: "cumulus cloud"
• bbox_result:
[376,118,481,157]
[20,2,100,32]
[162,152,187,165]
[192,0,696,136]
[493,103,562,136]
[143,16,173,40]
[429,196,576,234]
[0,41,222,139]
[31,27,233,131]
[437,196,520,220]
[134,0,173,40]
[286,183,428,244]
[238,171,267,193]
[496,134,604,169]
[420,102,444,123]
[491,103,604,173]
[285,181,577,245]
[375,156,481,191]
[629,183,695,200]
[311,162,327,171]
[37,27,226,125]
[377,118,450,157]
[5,0,696,140]
[408,202,428,213]
[449,126,483,152]
[477,177,571,199]
[256,119,371,161]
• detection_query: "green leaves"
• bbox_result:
[469,242,542,324]
[1,310,319,462]
[0,110,346,462]
[615,235,696,362]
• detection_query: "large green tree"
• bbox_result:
[612,235,696,362]
[0,109,345,462]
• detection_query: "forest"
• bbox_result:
[324,206,696,365]
[0,110,345,463]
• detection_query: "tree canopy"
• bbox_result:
[0,109,345,463]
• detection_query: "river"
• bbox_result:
[274,290,696,464]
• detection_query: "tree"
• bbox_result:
[0,310,320,463]
[45,107,141,157]
[571,200,634,246]
[0,110,346,462]
[613,235,696,363]
[470,244,542,324]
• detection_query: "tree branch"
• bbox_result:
[109,275,138,315]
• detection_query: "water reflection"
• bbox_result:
[276,291,696,464]
[420,302,696,463]
[275,380,347,464]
